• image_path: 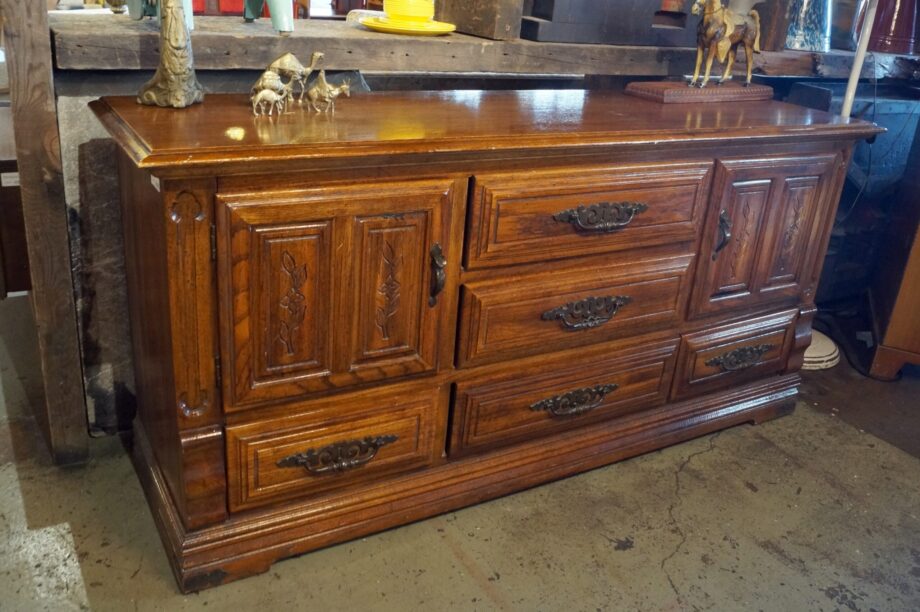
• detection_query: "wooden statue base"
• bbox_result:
[625,80,774,104]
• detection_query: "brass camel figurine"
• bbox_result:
[689,0,761,88]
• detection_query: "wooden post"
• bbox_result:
[0,1,88,463]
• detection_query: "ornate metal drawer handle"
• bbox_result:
[429,243,447,307]
[530,383,618,417]
[276,434,398,475]
[541,295,632,331]
[705,344,776,372]
[712,209,732,260]
[553,202,649,233]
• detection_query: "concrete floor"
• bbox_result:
[2,294,920,611]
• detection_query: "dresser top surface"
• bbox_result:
[92,90,881,171]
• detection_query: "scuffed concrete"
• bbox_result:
[2,296,920,610]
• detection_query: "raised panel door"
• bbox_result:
[218,179,462,411]
[690,154,839,318]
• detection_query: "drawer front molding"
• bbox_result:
[458,256,692,367]
[672,309,798,400]
[465,163,713,270]
[451,339,679,456]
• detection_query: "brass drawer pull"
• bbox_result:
[541,295,631,331]
[530,383,618,417]
[553,202,649,233]
[429,243,447,307]
[712,209,732,260]
[277,434,398,475]
[705,344,775,372]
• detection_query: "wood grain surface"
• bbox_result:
[1,0,88,463]
[51,14,920,80]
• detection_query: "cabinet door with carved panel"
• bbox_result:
[217,178,463,411]
[689,154,841,318]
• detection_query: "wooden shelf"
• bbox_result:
[50,14,920,79]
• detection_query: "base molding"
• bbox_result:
[133,374,799,593]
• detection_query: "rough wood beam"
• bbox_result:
[1,2,88,463]
[50,15,920,81]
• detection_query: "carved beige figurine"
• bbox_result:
[689,0,761,88]
[137,0,204,107]
[306,70,351,113]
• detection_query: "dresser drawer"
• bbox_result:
[671,309,798,400]
[451,339,678,457]
[226,384,447,512]
[465,162,712,269]
[457,255,692,367]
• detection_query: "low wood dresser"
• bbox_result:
[91,90,880,591]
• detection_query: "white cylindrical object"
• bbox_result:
[841,0,880,118]
[267,0,294,33]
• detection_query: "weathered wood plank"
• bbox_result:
[50,15,683,76]
[1,2,88,463]
[50,14,920,80]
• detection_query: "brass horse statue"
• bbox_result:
[689,0,761,88]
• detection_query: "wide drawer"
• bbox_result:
[465,162,712,269]
[226,384,447,512]
[671,309,798,400]
[451,339,679,457]
[457,255,692,367]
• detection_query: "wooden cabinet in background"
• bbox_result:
[868,121,920,379]
[91,90,879,592]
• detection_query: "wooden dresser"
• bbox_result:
[91,91,879,591]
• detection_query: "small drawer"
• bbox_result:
[672,309,798,400]
[226,384,446,512]
[465,162,712,270]
[457,255,692,367]
[451,339,679,457]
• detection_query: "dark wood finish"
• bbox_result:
[690,154,841,319]
[0,0,88,464]
[227,382,447,511]
[465,162,712,270]
[93,90,879,592]
[624,81,774,104]
[458,255,692,367]
[672,309,797,400]
[436,0,523,40]
[868,121,920,380]
[217,179,463,410]
[0,160,30,296]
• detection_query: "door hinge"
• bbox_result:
[210,224,217,261]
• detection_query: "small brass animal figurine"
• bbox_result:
[306,70,351,113]
[251,82,293,116]
[268,51,325,103]
[689,0,761,88]
[250,51,324,117]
